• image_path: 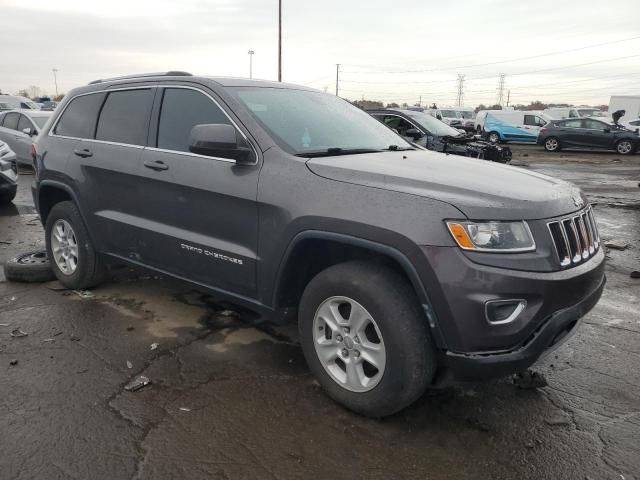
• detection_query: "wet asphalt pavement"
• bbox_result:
[1,146,639,480]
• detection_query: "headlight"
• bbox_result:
[446,220,535,252]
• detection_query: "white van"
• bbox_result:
[482,111,549,143]
[426,106,476,132]
[543,107,606,120]
[0,95,40,110]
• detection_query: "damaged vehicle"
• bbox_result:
[369,108,512,162]
[33,73,604,417]
[0,140,18,204]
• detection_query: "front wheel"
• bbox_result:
[298,261,436,417]
[45,201,106,289]
[487,131,500,143]
[616,139,635,155]
[0,187,17,205]
[544,137,561,152]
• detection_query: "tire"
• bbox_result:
[616,139,635,155]
[4,250,56,283]
[45,201,105,289]
[544,137,561,152]
[0,187,17,205]
[298,260,436,417]
[487,131,500,143]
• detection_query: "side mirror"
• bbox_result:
[188,124,253,163]
[405,128,422,140]
[22,127,35,136]
[436,115,443,120]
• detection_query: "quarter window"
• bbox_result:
[2,113,19,130]
[17,115,33,133]
[54,92,106,139]
[157,88,231,152]
[96,89,153,145]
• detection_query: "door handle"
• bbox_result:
[143,160,169,171]
[73,148,93,158]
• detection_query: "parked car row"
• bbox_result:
[0,109,53,165]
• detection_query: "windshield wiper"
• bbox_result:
[295,147,385,158]
[386,145,414,151]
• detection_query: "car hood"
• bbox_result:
[306,149,586,220]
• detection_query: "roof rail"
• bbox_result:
[88,71,193,85]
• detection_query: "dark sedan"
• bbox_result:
[538,118,639,155]
[368,108,512,163]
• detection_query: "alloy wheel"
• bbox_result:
[50,219,79,275]
[545,138,559,151]
[617,140,632,154]
[313,296,386,392]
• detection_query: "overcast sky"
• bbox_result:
[1,0,639,107]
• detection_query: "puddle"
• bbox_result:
[208,327,278,353]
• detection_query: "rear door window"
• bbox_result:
[54,92,106,138]
[96,89,153,145]
[2,113,19,130]
[156,88,231,152]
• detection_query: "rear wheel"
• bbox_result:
[616,139,635,155]
[298,261,436,417]
[488,131,500,143]
[544,137,561,152]
[45,201,106,289]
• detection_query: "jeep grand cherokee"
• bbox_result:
[32,72,605,417]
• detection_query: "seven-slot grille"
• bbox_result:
[547,206,600,267]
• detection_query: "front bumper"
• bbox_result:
[442,272,604,380]
[416,246,605,380]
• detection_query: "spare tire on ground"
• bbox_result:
[4,250,56,283]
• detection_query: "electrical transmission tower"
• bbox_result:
[496,73,506,106]
[456,74,465,106]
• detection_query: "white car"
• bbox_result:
[0,109,53,165]
[543,107,607,120]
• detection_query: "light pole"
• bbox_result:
[278,0,282,82]
[248,50,255,79]
[52,68,59,97]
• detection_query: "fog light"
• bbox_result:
[485,299,527,325]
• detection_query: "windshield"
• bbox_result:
[405,111,461,137]
[578,109,605,117]
[31,116,49,128]
[459,111,475,119]
[231,87,412,155]
[440,110,461,118]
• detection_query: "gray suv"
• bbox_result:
[32,72,605,417]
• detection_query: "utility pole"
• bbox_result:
[496,73,506,106]
[278,0,282,82]
[335,64,340,96]
[419,95,422,107]
[506,89,511,107]
[456,74,465,107]
[248,50,255,79]
[52,68,59,97]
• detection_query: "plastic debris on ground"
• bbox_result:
[512,369,548,389]
[74,290,95,299]
[150,342,159,351]
[604,240,630,250]
[126,361,133,369]
[10,328,28,338]
[9,359,18,366]
[124,375,151,392]
[179,407,191,412]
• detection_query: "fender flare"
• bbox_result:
[273,230,447,348]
